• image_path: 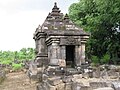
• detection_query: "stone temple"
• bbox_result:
[31,3,120,90]
[33,2,89,70]
[32,3,90,90]
[33,3,89,90]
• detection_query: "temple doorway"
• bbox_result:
[66,45,75,68]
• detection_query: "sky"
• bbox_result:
[0,0,78,51]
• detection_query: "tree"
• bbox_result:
[69,0,120,64]
[17,48,35,60]
[26,48,35,60]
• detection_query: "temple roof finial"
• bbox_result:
[53,2,58,9]
[54,2,57,6]
[51,2,61,15]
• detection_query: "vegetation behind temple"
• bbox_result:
[69,0,120,64]
[0,48,35,70]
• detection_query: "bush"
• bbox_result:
[91,55,100,66]
[1,60,12,65]
[101,54,110,64]
[12,63,22,71]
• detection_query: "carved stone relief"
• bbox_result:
[60,36,80,45]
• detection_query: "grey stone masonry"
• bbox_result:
[33,2,89,90]
[33,2,89,69]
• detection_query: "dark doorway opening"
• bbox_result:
[66,45,75,68]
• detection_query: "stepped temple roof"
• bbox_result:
[34,2,89,38]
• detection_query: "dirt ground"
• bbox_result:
[0,71,37,90]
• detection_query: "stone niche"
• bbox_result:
[33,2,89,70]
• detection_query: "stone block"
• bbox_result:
[58,59,66,67]
[65,82,72,90]
[50,59,59,66]
[47,71,56,76]
[37,73,42,82]
[112,82,120,90]
[73,74,82,79]
[80,86,92,90]
[27,70,37,80]
[47,66,56,71]
[46,82,56,90]
[107,70,119,79]
[65,68,79,75]
[72,76,82,82]
[108,65,118,70]
[35,56,48,67]
[72,82,92,90]
[37,67,44,73]
[41,81,56,90]
[46,66,58,76]
[42,74,49,81]
[47,67,65,76]
[47,82,57,90]
[72,82,83,90]
[90,82,108,89]
[62,76,73,83]
[48,76,62,86]
[94,87,114,90]
[56,83,65,90]
[54,70,65,76]
[82,72,89,79]
[100,70,108,79]
[93,71,100,78]
[36,84,44,90]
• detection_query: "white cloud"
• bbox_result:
[0,10,48,51]
[0,0,78,51]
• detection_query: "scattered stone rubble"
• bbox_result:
[35,65,120,90]
[27,60,120,90]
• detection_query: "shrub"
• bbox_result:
[12,63,22,71]
[101,54,110,64]
[1,60,12,65]
[91,55,100,66]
